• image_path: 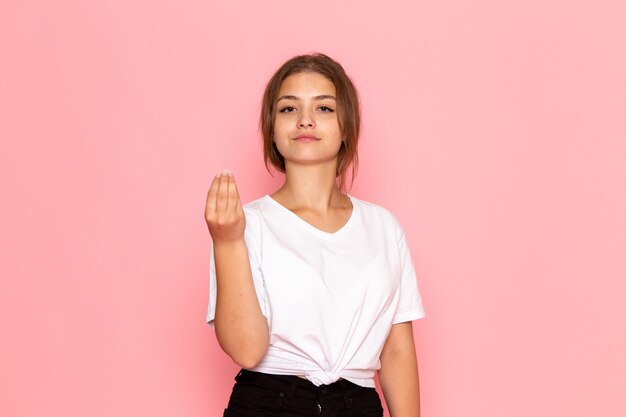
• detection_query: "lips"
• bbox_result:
[293,134,321,142]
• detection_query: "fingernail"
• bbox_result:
[222,169,232,176]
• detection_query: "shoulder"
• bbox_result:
[242,194,266,212]
[350,194,405,238]
[240,195,267,226]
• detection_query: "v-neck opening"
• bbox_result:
[263,194,358,238]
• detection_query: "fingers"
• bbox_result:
[205,173,221,214]
[207,169,242,217]
[205,169,245,240]
[215,170,230,213]
[228,174,241,211]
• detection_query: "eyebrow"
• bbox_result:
[276,95,336,102]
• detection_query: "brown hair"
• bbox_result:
[260,53,360,192]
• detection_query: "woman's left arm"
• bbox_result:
[377,321,420,417]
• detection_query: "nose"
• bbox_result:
[297,109,315,129]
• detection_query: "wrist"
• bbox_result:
[213,237,246,250]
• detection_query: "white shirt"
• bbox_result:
[206,194,425,388]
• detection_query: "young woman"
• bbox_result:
[205,53,425,417]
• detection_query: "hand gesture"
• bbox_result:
[204,169,246,243]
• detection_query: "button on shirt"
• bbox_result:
[207,194,425,388]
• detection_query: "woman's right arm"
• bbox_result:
[205,169,269,368]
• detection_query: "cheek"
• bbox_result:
[328,116,342,134]
[273,115,291,134]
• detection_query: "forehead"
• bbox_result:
[277,72,336,96]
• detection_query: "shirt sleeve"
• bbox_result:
[206,208,268,328]
[391,222,426,324]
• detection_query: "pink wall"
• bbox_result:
[2,1,625,416]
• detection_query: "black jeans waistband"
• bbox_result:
[226,369,383,417]
[236,369,361,398]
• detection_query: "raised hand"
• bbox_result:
[205,169,246,243]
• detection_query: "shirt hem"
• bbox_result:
[391,309,426,324]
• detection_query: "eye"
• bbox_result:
[279,106,296,113]
[318,105,335,112]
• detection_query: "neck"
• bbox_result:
[273,159,346,211]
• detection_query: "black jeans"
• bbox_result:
[223,369,384,417]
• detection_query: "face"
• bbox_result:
[272,72,343,170]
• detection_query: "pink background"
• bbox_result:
[1,1,625,416]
